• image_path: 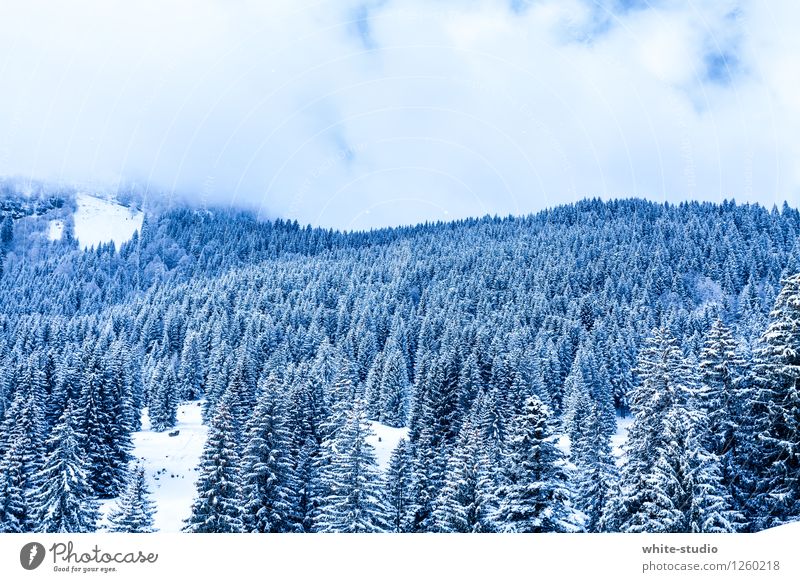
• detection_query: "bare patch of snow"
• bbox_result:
[74,193,143,251]
[611,414,634,465]
[100,401,207,532]
[48,219,64,241]
[367,421,408,472]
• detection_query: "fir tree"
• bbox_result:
[107,463,157,533]
[314,398,388,533]
[184,402,243,533]
[495,396,580,532]
[31,403,99,533]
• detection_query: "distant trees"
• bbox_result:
[1,193,800,533]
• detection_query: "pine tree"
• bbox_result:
[379,346,410,427]
[432,418,497,532]
[571,400,618,533]
[494,396,580,532]
[107,463,157,533]
[384,438,412,532]
[31,403,99,533]
[240,384,298,533]
[184,402,243,533]
[748,273,800,528]
[314,398,388,533]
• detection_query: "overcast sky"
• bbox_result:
[0,0,798,230]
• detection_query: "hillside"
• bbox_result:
[0,196,799,533]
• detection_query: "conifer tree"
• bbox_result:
[240,383,299,533]
[31,403,99,533]
[432,418,497,532]
[107,463,157,533]
[571,400,618,533]
[314,398,388,533]
[184,402,243,533]
[384,438,412,533]
[379,346,410,427]
[495,396,580,532]
[747,273,800,528]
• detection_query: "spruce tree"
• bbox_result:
[379,346,410,428]
[31,403,99,533]
[240,384,298,533]
[384,438,412,532]
[0,437,32,533]
[748,273,800,528]
[494,396,580,532]
[314,398,388,533]
[432,418,497,532]
[184,402,243,533]
[571,400,618,533]
[107,463,157,533]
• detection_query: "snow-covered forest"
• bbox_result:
[1,190,799,533]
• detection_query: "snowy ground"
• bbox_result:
[367,422,409,471]
[100,401,208,532]
[47,219,64,241]
[98,405,406,532]
[556,414,634,465]
[74,193,143,251]
[610,414,634,464]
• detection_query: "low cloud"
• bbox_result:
[0,0,797,229]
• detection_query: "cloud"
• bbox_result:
[0,0,797,229]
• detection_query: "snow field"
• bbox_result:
[74,193,143,251]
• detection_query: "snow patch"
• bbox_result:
[100,401,207,532]
[74,193,143,251]
[611,414,634,464]
[367,421,408,472]
[48,219,64,241]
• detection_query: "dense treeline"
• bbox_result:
[0,196,799,532]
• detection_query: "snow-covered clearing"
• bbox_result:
[367,421,408,471]
[611,414,634,463]
[100,401,207,532]
[47,219,64,241]
[74,193,143,251]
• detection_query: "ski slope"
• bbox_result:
[74,193,143,251]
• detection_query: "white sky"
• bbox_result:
[0,0,798,229]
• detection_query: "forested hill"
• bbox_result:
[1,196,799,533]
